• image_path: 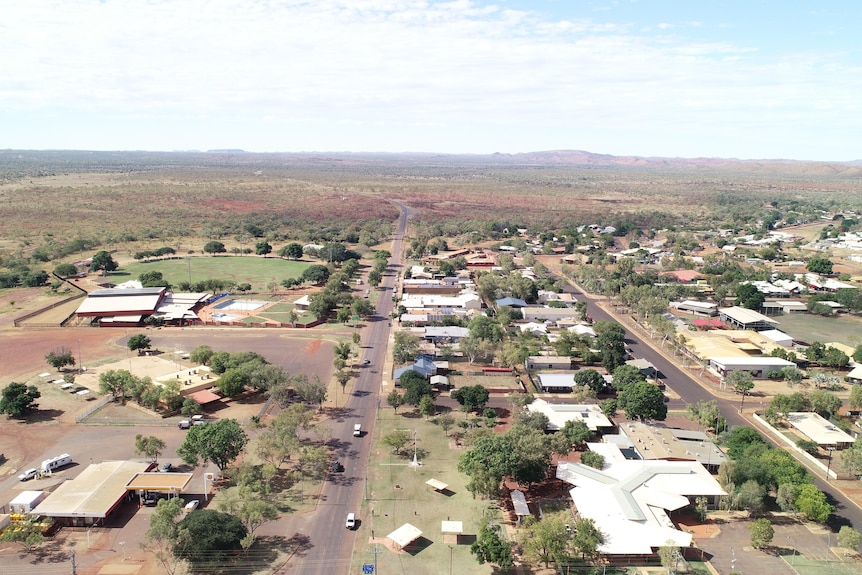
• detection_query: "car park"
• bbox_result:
[18,468,38,481]
[345,512,356,529]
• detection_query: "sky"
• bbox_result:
[1,0,860,161]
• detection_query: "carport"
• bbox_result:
[125,472,194,502]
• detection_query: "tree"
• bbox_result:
[618,381,667,420]
[393,331,421,363]
[0,382,41,417]
[451,385,490,413]
[400,370,432,406]
[854,344,862,364]
[177,418,248,471]
[781,366,803,388]
[382,430,413,456]
[174,509,247,565]
[687,399,721,430]
[574,369,606,394]
[515,410,550,431]
[381,390,405,415]
[301,264,330,284]
[572,516,605,560]
[135,434,166,463]
[189,345,214,365]
[722,426,766,459]
[438,412,455,436]
[0,515,47,553]
[850,385,862,410]
[216,368,250,397]
[280,242,304,260]
[749,518,774,549]
[560,419,591,450]
[45,348,76,371]
[734,283,765,310]
[128,333,152,355]
[215,487,279,548]
[471,519,513,571]
[658,540,681,575]
[794,484,833,523]
[522,515,570,568]
[581,451,605,469]
[838,526,862,556]
[726,370,754,411]
[91,250,118,274]
[737,479,766,516]
[142,497,186,575]
[54,262,78,277]
[611,364,646,391]
[419,395,436,418]
[842,442,862,479]
[99,369,137,404]
[600,398,618,418]
[809,388,842,418]
[807,256,834,275]
[468,314,505,342]
[254,240,272,256]
[294,375,327,410]
[508,391,535,411]
[776,484,799,513]
[203,241,226,254]
[595,320,627,372]
[335,369,350,395]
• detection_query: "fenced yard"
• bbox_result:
[774,313,862,347]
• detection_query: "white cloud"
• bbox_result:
[0,0,860,159]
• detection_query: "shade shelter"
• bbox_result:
[510,490,530,523]
[426,478,449,492]
[387,523,422,550]
[441,520,464,544]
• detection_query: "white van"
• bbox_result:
[353,423,362,437]
[41,453,73,473]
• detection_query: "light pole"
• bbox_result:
[411,430,419,467]
[826,447,836,481]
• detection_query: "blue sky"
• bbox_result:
[1,0,860,160]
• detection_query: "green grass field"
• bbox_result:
[781,555,862,575]
[114,256,310,292]
[354,407,505,575]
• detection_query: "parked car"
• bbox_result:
[177,419,190,429]
[192,414,208,426]
[331,461,344,473]
[160,462,173,473]
[185,499,200,511]
[18,468,38,482]
[345,512,356,529]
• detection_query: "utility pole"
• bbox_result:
[71,550,77,575]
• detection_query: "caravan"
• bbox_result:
[41,453,73,474]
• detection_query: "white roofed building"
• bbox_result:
[556,458,725,557]
[525,399,612,432]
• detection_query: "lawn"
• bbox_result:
[115,256,310,292]
[781,555,862,575]
[772,313,862,348]
[353,406,504,575]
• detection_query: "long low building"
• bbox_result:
[34,461,152,526]
[786,412,856,450]
[709,356,796,378]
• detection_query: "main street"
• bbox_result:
[279,202,411,574]
[564,283,862,533]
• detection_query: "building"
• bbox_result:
[535,373,576,392]
[616,421,727,470]
[709,356,796,378]
[525,399,613,432]
[522,307,582,322]
[556,458,725,558]
[786,412,856,450]
[718,306,779,331]
[423,326,470,343]
[670,300,718,317]
[526,356,573,370]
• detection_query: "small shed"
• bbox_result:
[387,523,423,550]
[511,490,530,523]
[430,375,450,389]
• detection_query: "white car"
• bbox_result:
[345,512,356,529]
[185,499,200,511]
[18,468,38,481]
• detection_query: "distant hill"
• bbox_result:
[488,149,862,175]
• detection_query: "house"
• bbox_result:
[495,296,528,308]
[525,399,613,432]
[394,355,437,382]
[522,307,583,321]
[423,326,470,343]
[535,373,576,392]
[293,294,311,311]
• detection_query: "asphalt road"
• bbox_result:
[565,285,862,534]
[282,201,411,575]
